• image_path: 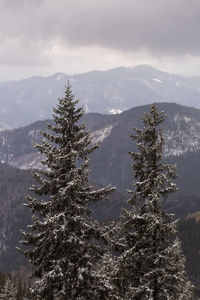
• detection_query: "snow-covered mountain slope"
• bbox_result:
[1,103,200,165]
[1,65,200,127]
[164,111,200,156]
[1,103,200,195]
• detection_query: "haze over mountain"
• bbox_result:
[1,65,200,128]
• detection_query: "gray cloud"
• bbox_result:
[0,0,199,77]
[0,0,199,55]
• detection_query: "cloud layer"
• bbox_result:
[0,0,200,78]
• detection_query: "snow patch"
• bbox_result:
[173,114,179,122]
[153,78,162,84]
[109,109,122,114]
[28,129,41,140]
[174,114,191,124]
[9,152,45,170]
[1,137,6,145]
[91,125,114,143]
[184,116,191,123]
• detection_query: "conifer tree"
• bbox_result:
[110,104,193,299]
[16,277,28,300]
[0,276,17,300]
[18,85,115,300]
[0,272,6,291]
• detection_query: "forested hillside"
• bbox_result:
[0,164,32,271]
[1,103,200,196]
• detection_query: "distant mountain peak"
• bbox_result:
[48,72,68,80]
[1,66,200,127]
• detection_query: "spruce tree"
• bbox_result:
[110,104,193,299]
[18,85,115,300]
[0,276,17,300]
[0,272,6,291]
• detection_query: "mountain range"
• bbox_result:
[1,102,200,196]
[2,65,200,128]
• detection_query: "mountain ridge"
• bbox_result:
[2,65,200,127]
[1,102,200,196]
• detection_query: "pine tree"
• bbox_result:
[110,104,193,299]
[0,272,6,291]
[16,277,26,300]
[0,276,17,300]
[18,85,115,300]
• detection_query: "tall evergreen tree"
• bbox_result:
[0,276,17,300]
[110,104,193,299]
[18,85,115,300]
[0,272,6,291]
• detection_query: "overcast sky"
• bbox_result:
[0,0,200,80]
